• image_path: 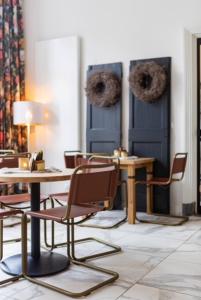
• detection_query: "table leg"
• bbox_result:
[127,166,136,224]
[146,163,153,214]
[31,183,40,258]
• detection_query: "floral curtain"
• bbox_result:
[0,0,27,152]
[0,0,27,195]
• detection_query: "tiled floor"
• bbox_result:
[1,213,201,299]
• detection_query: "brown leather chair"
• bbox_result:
[78,155,128,229]
[22,163,120,297]
[49,152,106,206]
[64,150,81,168]
[0,209,23,285]
[0,153,48,211]
[50,153,91,206]
[135,153,188,220]
[0,153,48,242]
[0,153,31,229]
[44,152,93,249]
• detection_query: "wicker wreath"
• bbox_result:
[129,61,167,102]
[86,71,121,107]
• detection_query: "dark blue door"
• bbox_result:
[86,62,122,153]
[86,62,122,209]
[129,57,171,213]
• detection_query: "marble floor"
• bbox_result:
[1,212,201,299]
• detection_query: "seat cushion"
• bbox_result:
[27,204,102,222]
[0,193,31,204]
[0,209,22,218]
[0,193,49,205]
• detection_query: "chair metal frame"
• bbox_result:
[22,217,119,298]
[22,163,120,297]
[135,153,188,225]
[43,152,106,249]
[0,153,49,247]
[0,153,31,228]
[78,155,128,229]
[0,209,23,285]
[44,163,121,256]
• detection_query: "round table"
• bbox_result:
[0,168,73,277]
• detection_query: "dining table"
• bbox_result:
[0,157,155,276]
[119,157,155,224]
[0,168,73,277]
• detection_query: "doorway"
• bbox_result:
[197,38,201,214]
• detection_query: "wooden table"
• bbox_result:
[0,168,73,277]
[119,157,155,224]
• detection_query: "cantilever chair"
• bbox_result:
[0,209,23,285]
[46,160,121,256]
[79,155,128,229]
[0,153,31,228]
[0,153,48,211]
[135,153,188,224]
[44,152,93,249]
[22,163,120,298]
[44,152,110,249]
[0,153,49,246]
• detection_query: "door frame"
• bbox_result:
[184,29,201,214]
[197,38,201,214]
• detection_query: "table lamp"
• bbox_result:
[13,101,44,152]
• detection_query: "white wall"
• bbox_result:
[23,0,201,214]
[33,36,80,194]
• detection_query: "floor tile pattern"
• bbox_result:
[1,213,201,299]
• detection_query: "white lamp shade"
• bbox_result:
[13,101,44,125]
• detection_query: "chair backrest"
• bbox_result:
[63,163,119,220]
[170,153,188,182]
[64,150,81,168]
[74,153,109,167]
[64,151,96,168]
[0,153,30,194]
[0,153,31,169]
[0,156,18,168]
[89,155,120,167]
[74,153,91,167]
[0,149,15,155]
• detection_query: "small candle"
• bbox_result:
[18,157,29,170]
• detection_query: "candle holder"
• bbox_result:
[35,160,45,171]
[18,157,30,170]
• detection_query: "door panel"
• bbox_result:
[86,62,122,209]
[129,57,171,213]
[86,62,122,154]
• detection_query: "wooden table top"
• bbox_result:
[0,157,155,183]
[0,168,73,183]
[119,157,155,166]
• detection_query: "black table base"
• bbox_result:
[1,252,70,277]
[1,183,70,278]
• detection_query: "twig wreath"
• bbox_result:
[86,71,121,107]
[129,61,167,102]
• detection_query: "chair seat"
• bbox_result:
[0,193,48,205]
[0,209,22,218]
[136,177,170,186]
[27,204,103,222]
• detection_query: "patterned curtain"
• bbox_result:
[0,0,27,152]
[0,0,27,195]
